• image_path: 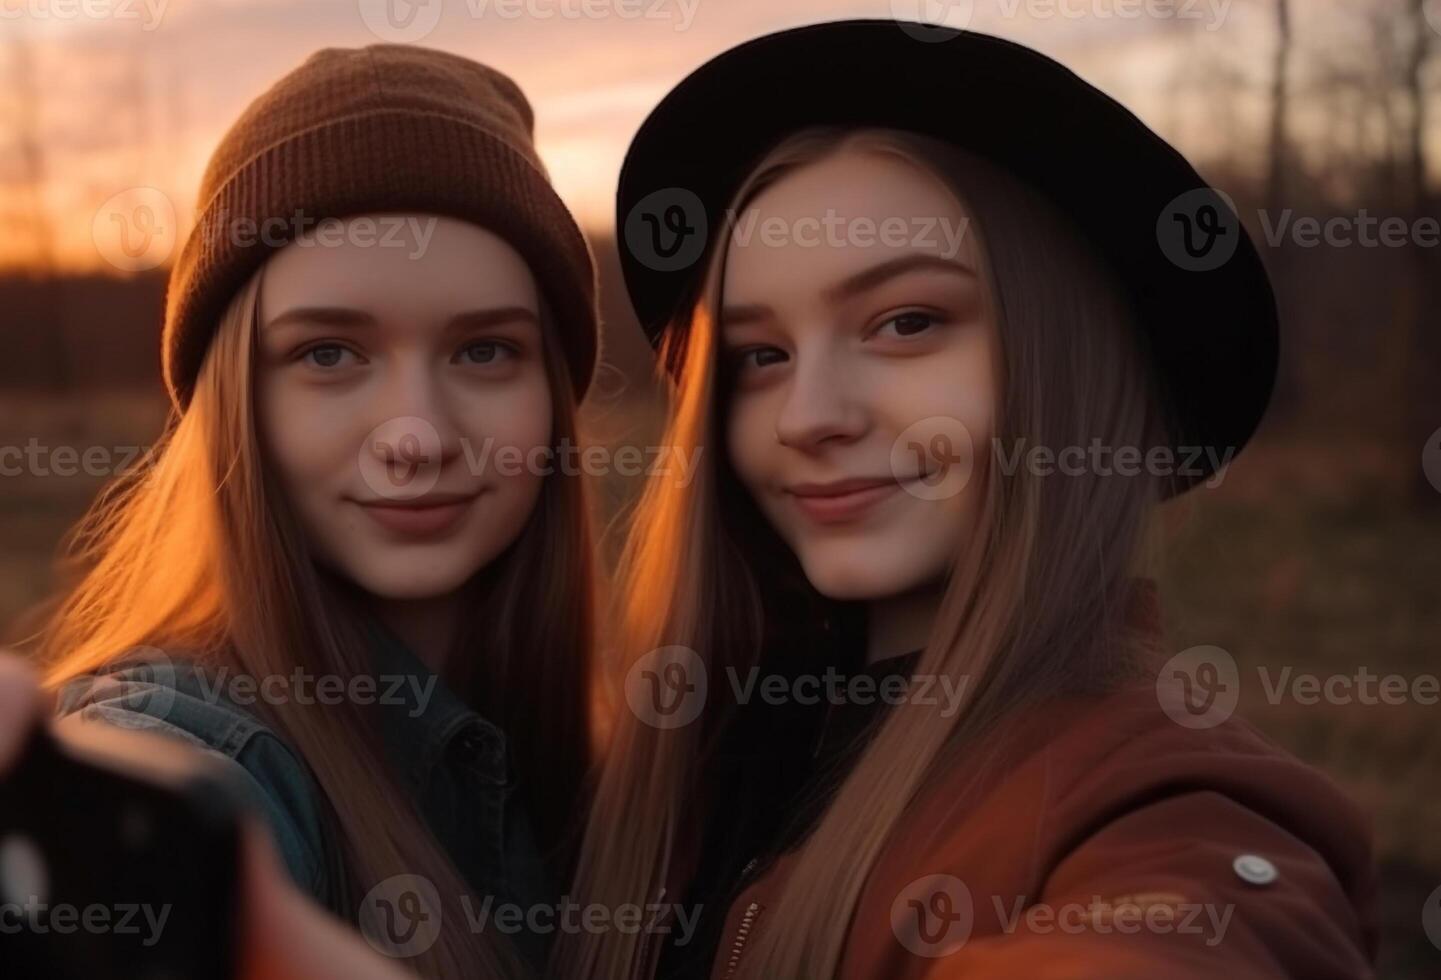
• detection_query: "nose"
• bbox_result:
[364,359,465,472]
[774,343,868,451]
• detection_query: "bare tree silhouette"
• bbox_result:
[7,38,54,274]
[4,36,69,391]
[1267,0,1292,205]
[1400,0,1439,507]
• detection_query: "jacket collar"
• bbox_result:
[360,614,510,791]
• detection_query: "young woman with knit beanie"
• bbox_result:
[555,21,1379,980]
[6,44,600,978]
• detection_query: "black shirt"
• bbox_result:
[657,648,921,979]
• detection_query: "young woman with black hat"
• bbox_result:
[556,20,1378,980]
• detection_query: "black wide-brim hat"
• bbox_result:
[615,19,1278,497]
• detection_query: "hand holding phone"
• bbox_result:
[0,662,241,980]
[0,654,414,980]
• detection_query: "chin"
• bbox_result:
[796,546,935,602]
[343,554,481,602]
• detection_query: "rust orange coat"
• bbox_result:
[708,610,1378,978]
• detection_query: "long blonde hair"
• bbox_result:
[37,261,597,978]
[553,127,1172,979]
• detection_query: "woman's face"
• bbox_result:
[722,148,997,600]
[256,213,552,601]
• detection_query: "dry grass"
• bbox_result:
[1159,442,1441,975]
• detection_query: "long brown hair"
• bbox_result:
[553,127,1173,979]
[37,260,596,978]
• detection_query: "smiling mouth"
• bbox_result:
[785,477,908,525]
[351,492,481,538]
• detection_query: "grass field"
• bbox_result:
[1160,484,1440,976]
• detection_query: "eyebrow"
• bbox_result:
[720,253,977,329]
[263,305,542,332]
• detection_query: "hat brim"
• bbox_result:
[616,20,1277,497]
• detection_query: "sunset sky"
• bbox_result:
[0,0,1407,272]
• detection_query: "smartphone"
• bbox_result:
[0,718,242,980]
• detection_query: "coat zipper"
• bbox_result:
[720,898,763,980]
[717,855,764,978]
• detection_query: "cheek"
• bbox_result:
[256,378,350,495]
[886,338,997,450]
[460,370,555,478]
[725,393,777,494]
[252,379,370,576]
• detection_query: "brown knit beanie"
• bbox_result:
[162,44,598,409]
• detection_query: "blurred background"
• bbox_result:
[0,0,1437,974]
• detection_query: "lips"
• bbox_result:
[785,476,905,525]
[351,491,480,538]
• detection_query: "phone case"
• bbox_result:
[0,719,242,979]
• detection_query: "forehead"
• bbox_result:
[721,147,977,305]
[259,213,539,321]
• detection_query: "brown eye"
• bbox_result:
[877,312,936,338]
[732,346,786,372]
[457,341,514,365]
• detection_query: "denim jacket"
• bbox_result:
[53,618,555,965]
